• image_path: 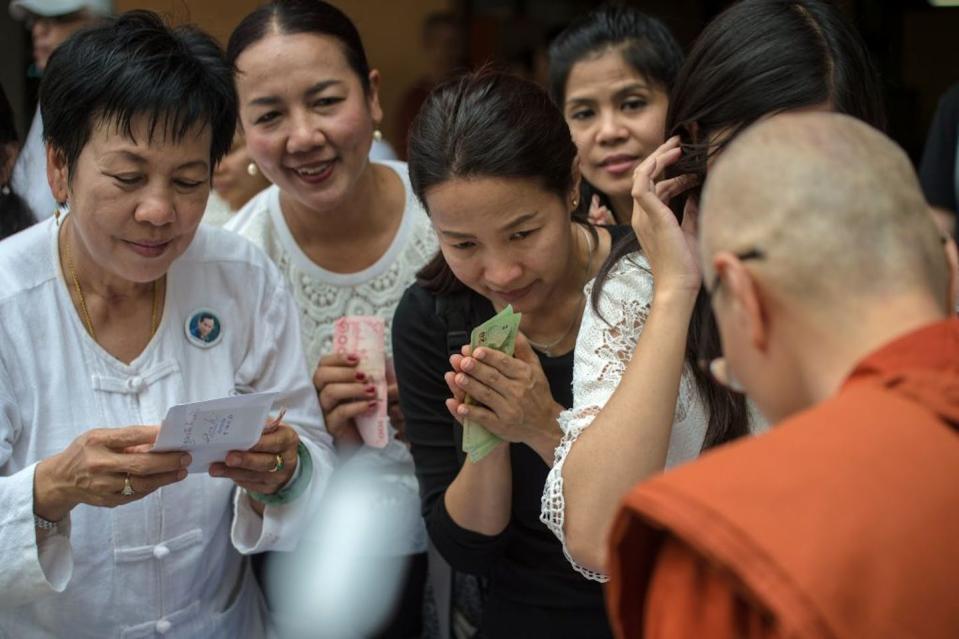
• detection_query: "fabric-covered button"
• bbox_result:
[155,619,171,634]
[126,376,143,392]
[152,544,170,559]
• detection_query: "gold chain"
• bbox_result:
[61,220,161,342]
[527,225,595,356]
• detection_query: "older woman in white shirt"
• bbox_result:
[0,12,335,638]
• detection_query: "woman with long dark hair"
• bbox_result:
[547,4,683,226]
[392,70,625,637]
[543,0,886,581]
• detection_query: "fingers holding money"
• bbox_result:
[313,353,378,447]
[449,345,561,445]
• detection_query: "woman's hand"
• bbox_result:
[313,352,375,447]
[587,194,615,226]
[445,334,563,463]
[631,136,703,296]
[210,421,299,496]
[385,358,406,441]
[33,426,190,522]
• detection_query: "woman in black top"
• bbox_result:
[392,71,627,638]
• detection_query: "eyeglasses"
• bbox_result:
[23,10,89,29]
[697,247,766,392]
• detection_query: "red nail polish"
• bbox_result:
[347,355,359,363]
[368,401,378,408]
[355,372,366,381]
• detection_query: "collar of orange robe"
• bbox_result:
[843,316,959,428]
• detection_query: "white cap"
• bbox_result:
[9,0,113,20]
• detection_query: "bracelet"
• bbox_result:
[248,442,313,505]
[34,514,62,534]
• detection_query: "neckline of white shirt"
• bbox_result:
[266,161,418,287]
[49,215,171,373]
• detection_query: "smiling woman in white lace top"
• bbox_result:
[222,2,438,635]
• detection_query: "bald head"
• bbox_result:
[700,112,948,317]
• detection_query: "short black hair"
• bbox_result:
[40,10,236,177]
[548,3,683,106]
[227,0,371,95]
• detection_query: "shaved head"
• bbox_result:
[700,112,948,319]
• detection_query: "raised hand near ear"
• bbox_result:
[631,136,702,297]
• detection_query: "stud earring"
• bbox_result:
[54,207,61,226]
[1,184,10,196]
[373,129,383,142]
[247,162,258,177]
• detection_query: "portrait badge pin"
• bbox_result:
[185,308,223,348]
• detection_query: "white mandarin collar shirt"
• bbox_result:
[0,219,336,638]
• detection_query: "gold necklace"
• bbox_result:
[61,221,161,341]
[527,225,595,357]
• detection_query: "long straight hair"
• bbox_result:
[592,0,886,450]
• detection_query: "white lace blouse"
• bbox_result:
[225,161,439,556]
[540,251,711,582]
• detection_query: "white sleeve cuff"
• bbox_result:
[0,463,74,608]
[230,437,334,554]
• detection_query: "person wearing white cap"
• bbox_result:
[8,0,112,223]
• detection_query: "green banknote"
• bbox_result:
[462,305,522,462]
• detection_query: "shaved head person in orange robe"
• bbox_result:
[606,112,959,639]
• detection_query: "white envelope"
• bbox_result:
[152,392,279,473]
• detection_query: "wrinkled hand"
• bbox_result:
[444,333,563,445]
[34,426,190,522]
[313,352,374,447]
[209,421,299,495]
[631,136,702,295]
[587,194,615,226]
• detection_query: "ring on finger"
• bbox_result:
[269,454,284,473]
[121,474,135,496]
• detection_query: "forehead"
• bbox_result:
[425,176,558,228]
[235,32,355,91]
[565,48,649,99]
[85,114,212,166]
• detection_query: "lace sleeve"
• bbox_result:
[541,253,654,582]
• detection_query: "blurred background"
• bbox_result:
[2,0,957,164]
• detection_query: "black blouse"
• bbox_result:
[392,253,623,639]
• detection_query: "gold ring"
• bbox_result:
[121,474,135,496]
[269,454,284,473]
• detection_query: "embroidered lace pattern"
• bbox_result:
[540,252,708,582]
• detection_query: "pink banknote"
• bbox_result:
[332,316,389,448]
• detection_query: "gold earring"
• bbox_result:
[54,208,61,226]
[572,198,580,208]
[247,162,258,177]
[373,129,383,142]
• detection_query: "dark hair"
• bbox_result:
[227,0,371,95]
[593,0,886,451]
[408,70,589,295]
[40,11,235,181]
[0,83,34,239]
[548,3,683,218]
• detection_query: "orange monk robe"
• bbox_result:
[606,318,959,639]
